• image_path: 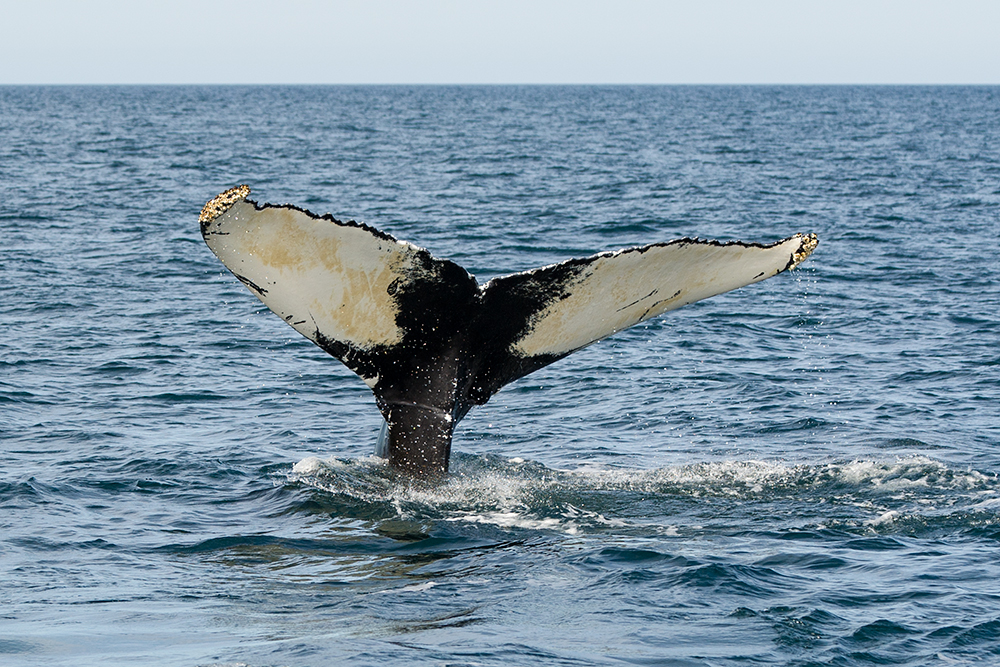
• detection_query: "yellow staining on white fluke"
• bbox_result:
[201,193,411,349]
[199,184,251,223]
[511,233,818,359]
[790,233,819,269]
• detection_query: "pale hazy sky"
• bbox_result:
[2,0,998,84]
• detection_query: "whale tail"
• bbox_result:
[201,186,817,476]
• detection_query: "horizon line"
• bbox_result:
[3,81,999,87]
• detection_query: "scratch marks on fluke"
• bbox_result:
[618,288,660,313]
[199,185,818,476]
[233,273,268,296]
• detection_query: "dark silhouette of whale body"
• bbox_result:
[200,185,818,476]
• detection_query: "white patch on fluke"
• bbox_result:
[512,236,816,358]
[203,198,424,350]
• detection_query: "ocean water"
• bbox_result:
[1,85,998,666]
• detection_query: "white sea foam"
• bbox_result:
[378,581,437,594]
[287,453,998,535]
[866,510,900,526]
[291,456,326,474]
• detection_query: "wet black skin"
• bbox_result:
[306,250,582,477]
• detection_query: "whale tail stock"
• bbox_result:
[200,186,818,476]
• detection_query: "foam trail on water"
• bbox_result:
[286,454,999,535]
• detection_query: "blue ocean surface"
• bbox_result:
[1,85,998,666]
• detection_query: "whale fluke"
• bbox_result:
[200,186,817,476]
